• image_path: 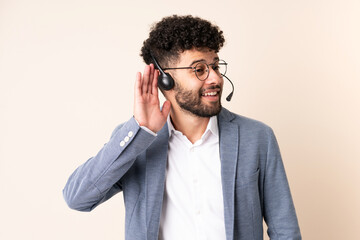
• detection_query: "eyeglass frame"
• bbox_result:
[162,59,228,81]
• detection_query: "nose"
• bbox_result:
[205,67,223,85]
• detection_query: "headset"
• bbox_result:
[150,52,234,101]
[150,52,175,91]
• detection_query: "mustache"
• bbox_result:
[200,85,222,93]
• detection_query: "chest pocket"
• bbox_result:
[235,169,260,188]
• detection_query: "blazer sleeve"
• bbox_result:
[62,117,156,212]
[263,128,302,240]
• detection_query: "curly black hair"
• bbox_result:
[140,15,225,67]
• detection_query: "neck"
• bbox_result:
[170,107,210,144]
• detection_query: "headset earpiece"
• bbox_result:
[158,72,174,90]
[150,52,175,90]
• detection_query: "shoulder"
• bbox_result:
[219,108,273,132]
[218,107,277,146]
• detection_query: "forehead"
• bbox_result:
[176,48,219,66]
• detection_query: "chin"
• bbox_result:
[192,104,222,118]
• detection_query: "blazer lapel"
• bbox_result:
[218,108,239,240]
[145,123,169,240]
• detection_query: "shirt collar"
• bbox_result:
[167,115,219,138]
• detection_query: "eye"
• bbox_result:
[212,65,220,71]
[195,63,207,75]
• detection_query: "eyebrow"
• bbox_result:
[189,57,220,67]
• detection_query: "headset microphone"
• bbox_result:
[222,74,234,102]
[150,52,175,91]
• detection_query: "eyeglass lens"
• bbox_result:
[194,60,227,81]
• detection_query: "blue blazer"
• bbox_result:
[63,108,301,240]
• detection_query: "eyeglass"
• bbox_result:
[162,60,228,81]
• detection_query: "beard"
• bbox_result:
[174,83,222,118]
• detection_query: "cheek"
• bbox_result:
[220,76,225,85]
[176,77,204,91]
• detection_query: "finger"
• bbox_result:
[142,65,150,94]
[149,64,154,94]
[135,72,142,97]
[152,69,159,97]
[147,64,154,94]
[161,100,171,117]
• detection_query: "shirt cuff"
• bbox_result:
[134,117,157,136]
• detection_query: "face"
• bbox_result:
[168,49,224,118]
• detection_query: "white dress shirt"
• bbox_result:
[158,116,226,240]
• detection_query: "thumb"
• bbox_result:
[161,100,171,118]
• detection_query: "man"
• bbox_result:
[63,15,301,240]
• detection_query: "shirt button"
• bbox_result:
[193,179,198,184]
[196,210,201,215]
[120,141,125,147]
[128,131,133,137]
[124,136,130,142]
[190,148,194,152]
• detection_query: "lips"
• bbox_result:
[201,87,221,97]
[202,91,218,96]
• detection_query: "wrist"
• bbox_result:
[134,117,157,136]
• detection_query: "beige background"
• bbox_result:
[1,0,359,239]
